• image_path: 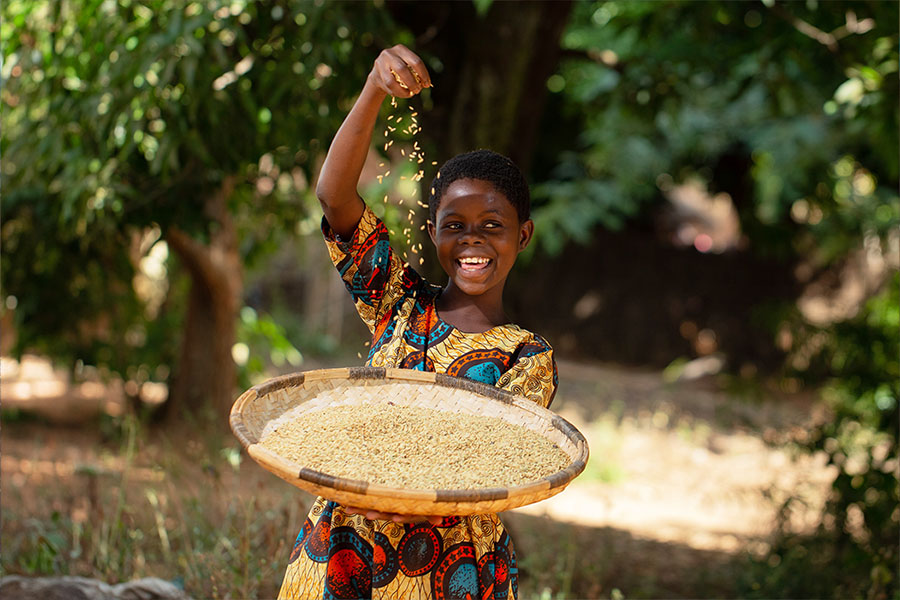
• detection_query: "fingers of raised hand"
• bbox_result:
[375,45,431,97]
[390,44,432,89]
[375,65,405,97]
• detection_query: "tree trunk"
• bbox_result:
[163,177,243,420]
[389,1,573,281]
[391,0,573,172]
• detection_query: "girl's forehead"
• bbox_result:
[437,178,515,216]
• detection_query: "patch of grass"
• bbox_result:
[0,406,49,424]
[675,416,712,446]
[717,372,772,404]
[6,514,72,575]
[580,454,627,485]
[579,418,626,484]
[1,416,308,598]
[734,528,896,600]
[515,521,584,599]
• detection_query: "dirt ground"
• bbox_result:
[1,354,834,598]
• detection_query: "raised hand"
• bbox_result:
[368,44,433,98]
[316,44,432,239]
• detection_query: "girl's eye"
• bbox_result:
[444,222,462,230]
[484,221,501,229]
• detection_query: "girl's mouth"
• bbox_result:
[456,257,492,273]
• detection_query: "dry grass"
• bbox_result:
[1,414,309,599]
[1,359,833,599]
[1,411,733,600]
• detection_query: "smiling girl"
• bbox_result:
[278,44,558,600]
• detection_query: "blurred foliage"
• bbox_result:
[1,0,398,381]
[1,415,295,597]
[740,275,899,599]
[528,7,899,595]
[530,0,898,259]
[233,305,303,390]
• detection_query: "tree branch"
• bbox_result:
[768,4,876,55]
[165,175,239,294]
[166,226,215,284]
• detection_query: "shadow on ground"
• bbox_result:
[503,510,743,599]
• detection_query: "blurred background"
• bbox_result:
[1,1,897,598]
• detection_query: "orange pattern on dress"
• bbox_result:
[277,207,557,599]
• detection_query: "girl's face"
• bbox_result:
[427,178,533,298]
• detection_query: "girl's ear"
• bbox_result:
[518,219,534,252]
[427,219,437,244]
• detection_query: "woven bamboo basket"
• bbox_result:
[230,366,589,516]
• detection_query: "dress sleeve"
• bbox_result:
[322,205,416,334]
[496,335,559,409]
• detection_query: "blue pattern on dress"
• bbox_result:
[462,362,502,385]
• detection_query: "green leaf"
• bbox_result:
[473,0,493,17]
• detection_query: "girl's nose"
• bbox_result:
[458,227,484,244]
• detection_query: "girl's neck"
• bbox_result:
[436,283,509,333]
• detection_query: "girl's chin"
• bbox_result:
[451,277,495,296]
[455,270,490,285]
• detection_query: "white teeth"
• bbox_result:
[459,257,490,264]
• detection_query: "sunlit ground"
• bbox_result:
[1,354,833,599]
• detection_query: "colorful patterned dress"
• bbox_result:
[278,206,558,600]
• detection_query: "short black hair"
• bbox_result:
[428,149,530,224]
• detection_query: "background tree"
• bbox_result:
[2,1,897,595]
[387,0,573,174]
[2,0,579,418]
[512,2,898,596]
[2,0,399,417]
[528,0,897,254]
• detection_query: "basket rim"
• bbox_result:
[230,366,589,506]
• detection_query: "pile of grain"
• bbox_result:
[260,403,569,490]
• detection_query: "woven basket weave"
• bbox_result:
[230,367,589,516]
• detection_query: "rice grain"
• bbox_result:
[260,402,569,490]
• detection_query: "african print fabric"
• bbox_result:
[277,206,558,600]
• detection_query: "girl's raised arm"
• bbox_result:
[316,45,432,239]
